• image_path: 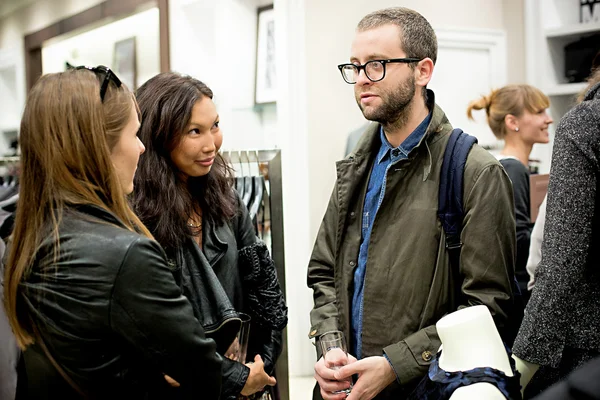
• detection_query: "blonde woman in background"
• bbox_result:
[467,85,552,308]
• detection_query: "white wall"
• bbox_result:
[41,7,160,88]
[0,0,105,49]
[0,46,23,153]
[503,0,526,83]
[169,0,278,151]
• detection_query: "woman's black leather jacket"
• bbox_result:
[170,194,287,400]
[15,205,222,399]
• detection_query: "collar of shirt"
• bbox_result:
[376,112,432,165]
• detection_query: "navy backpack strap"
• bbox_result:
[438,128,478,287]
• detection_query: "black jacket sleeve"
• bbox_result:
[110,237,222,399]
[220,358,250,400]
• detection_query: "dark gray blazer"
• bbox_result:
[513,82,600,369]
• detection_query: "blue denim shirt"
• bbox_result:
[351,113,432,358]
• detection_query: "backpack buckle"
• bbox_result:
[445,234,462,250]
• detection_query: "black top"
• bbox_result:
[534,356,600,399]
[499,157,533,294]
[16,205,222,399]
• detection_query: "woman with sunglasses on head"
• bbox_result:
[131,72,287,400]
[3,66,222,399]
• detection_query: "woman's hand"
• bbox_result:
[240,355,277,396]
[225,337,241,361]
[164,374,180,387]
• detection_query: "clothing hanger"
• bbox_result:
[258,170,271,244]
[222,150,237,190]
[9,167,16,187]
[234,151,245,197]
[249,151,264,227]
[221,150,231,171]
[242,151,253,208]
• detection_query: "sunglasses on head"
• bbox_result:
[69,65,122,102]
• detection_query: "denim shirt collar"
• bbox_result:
[377,112,432,165]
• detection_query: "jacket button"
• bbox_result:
[349,261,356,267]
[350,211,356,217]
[422,351,433,362]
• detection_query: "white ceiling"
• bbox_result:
[0,0,39,19]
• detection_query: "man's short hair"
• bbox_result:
[357,7,437,65]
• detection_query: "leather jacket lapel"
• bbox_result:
[176,238,240,355]
[202,220,229,267]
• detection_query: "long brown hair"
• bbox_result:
[4,69,151,348]
[466,84,550,139]
[132,72,236,254]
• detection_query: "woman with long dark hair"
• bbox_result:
[3,66,222,399]
[132,72,287,399]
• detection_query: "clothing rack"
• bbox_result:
[222,149,288,400]
[0,156,19,190]
[0,156,19,241]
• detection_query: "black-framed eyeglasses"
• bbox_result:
[337,58,423,84]
[70,65,122,102]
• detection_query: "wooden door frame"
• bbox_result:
[24,0,169,91]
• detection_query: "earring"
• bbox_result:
[515,127,519,132]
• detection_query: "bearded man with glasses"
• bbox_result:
[308,7,517,400]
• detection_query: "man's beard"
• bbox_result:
[356,74,416,126]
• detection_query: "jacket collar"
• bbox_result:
[69,203,127,228]
[202,219,229,267]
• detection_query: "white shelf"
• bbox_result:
[545,82,588,96]
[545,22,600,39]
[0,123,19,132]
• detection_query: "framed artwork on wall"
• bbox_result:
[113,36,137,91]
[254,5,276,104]
[581,0,600,23]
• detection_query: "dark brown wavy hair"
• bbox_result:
[132,72,236,253]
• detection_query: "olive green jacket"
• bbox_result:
[308,95,516,398]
